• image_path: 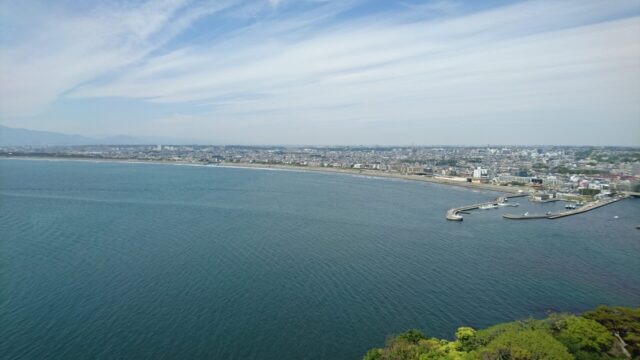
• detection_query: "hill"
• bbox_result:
[363,305,639,360]
[0,125,202,146]
[0,125,96,146]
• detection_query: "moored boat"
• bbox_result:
[479,204,498,210]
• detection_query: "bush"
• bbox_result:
[397,329,427,344]
[455,327,476,351]
[362,306,639,360]
[480,329,572,360]
[583,306,640,357]
[363,348,382,360]
[555,316,614,355]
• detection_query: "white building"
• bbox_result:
[473,167,488,179]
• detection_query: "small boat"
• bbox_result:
[498,202,519,207]
[565,203,577,209]
[523,212,529,216]
[613,216,619,219]
[479,204,498,210]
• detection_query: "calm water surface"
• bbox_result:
[1,159,639,359]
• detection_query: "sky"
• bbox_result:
[0,0,639,146]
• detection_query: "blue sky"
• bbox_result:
[1,0,639,145]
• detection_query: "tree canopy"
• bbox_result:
[363,306,638,360]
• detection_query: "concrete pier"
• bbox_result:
[502,196,626,220]
[446,194,527,221]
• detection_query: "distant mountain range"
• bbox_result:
[0,126,203,146]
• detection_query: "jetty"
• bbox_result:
[502,213,550,220]
[446,194,528,221]
[502,196,626,220]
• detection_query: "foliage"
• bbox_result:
[455,327,476,352]
[480,329,573,360]
[552,166,602,175]
[364,348,383,360]
[574,149,593,161]
[550,315,615,359]
[362,306,639,360]
[436,159,458,166]
[590,153,640,164]
[398,330,428,344]
[583,306,640,357]
[578,188,600,196]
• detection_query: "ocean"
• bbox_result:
[1,159,639,359]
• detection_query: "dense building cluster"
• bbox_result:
[2,145,639,195]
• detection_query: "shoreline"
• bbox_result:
[0,155,527,194]
[222,162,526,194]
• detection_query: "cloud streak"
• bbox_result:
[0,0,231,116]
[1,0,639,145]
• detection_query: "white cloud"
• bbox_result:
[0,0,231,116]
[70,1,640,124]
[1,0,639,145]
[268,0,283,8]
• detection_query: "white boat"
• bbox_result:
[498,202,519,207]
[479,204,498,210]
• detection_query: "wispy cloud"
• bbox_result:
[268,0,283,9]
[0,0,232,116]
[73,1,640,116]
[400,0,461,14]
[1,0,639,145]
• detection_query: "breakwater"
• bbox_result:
[447,195,627,221]
[446,194,528,221]
[502,196,626,220]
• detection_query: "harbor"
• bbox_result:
[447,194,627,221]
[502,196,627,220]
[446,194,528,221]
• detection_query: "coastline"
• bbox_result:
[0,155,526,194]
[222,162,526,194]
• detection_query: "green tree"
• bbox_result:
[381,338,422,360]
[455,327,477,352]
[472,321,531,348]
[583,306,640,357]
[554,316,614,359]
[480,329,573,360]
[398,329,427,344]
[362,307,640,360]
[363,348,383,360]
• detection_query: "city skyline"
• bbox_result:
[1,0,639,146]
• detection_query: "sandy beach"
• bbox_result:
[1,155,530,194]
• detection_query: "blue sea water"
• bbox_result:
[1,159,639,360]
